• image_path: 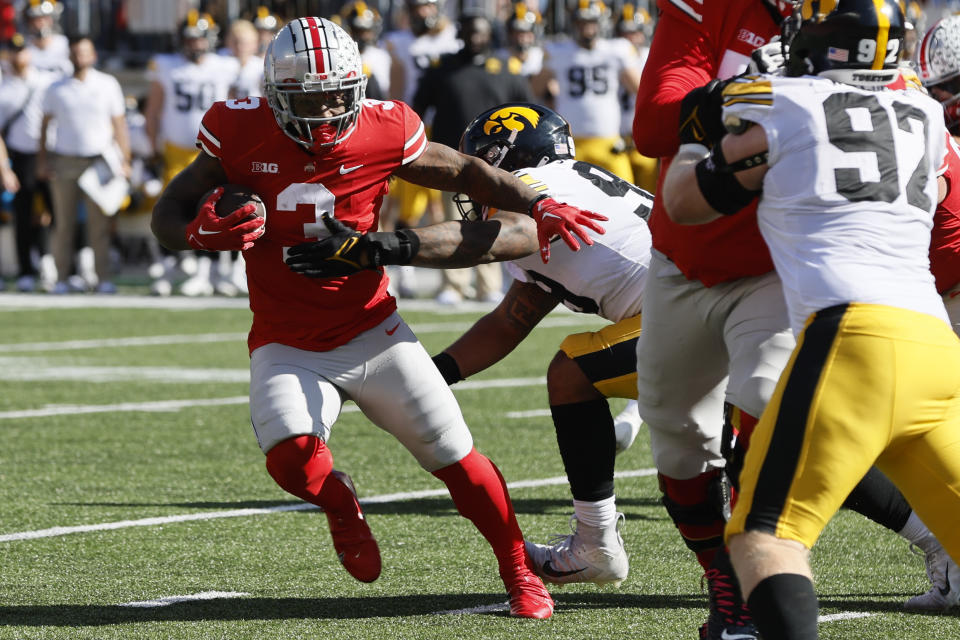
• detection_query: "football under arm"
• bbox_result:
[409,211,539,268]
[439,279,560,380]
[663,124,769,225]
[151,151,229,250]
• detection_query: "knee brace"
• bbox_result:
[265,435,333,501]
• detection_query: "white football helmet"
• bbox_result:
[917,15,960,134]
[264,17,368,152]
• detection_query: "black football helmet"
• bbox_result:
[784,0,905,89]
[456,103,574,220]
[460,103,574,172]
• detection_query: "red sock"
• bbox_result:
[659,470,727,570]
[432,448,526,577]
[265,435,357,514]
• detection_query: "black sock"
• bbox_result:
[747,573,819,640]
[550,398,615,502]
[842,466,912,532]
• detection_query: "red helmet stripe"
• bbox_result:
[303,17,326,74]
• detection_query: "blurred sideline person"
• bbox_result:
[145,10,239,297]
[662,3,960,637]
[152,17,604,619]
[0,32,55,292]
[22,0,70,77]
[543,0,641,182]
[496,2,550,101]
[37,36,129,294]
[634,0,954,637]
[253,6,281,55]
[379,0,459,294]
[340,1,393,101]
[283,102,651,588]
[414,13,532,304]
[614,3,657,192]
[224,19,263,100]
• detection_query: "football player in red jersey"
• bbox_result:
[151,17,606,620]
[633,0,951,637]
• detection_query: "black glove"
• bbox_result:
[285,213,420,278]
[677,79,728,147]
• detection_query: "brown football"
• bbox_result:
[199,184,266,221]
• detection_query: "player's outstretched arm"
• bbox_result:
[394,141,606,262]
[285,210,539,278]
[151,152,230,251]
[663,124,769,225]
[433,280,560,384]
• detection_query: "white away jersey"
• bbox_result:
[545,38,635,138]
[723,75,948,334]
[148,53,240,148]
[496,159,652,322]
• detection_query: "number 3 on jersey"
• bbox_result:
[276,182,338,260]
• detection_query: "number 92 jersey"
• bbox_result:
[196,97,429,353]
[722,75,948,334]
[497,159,653,322]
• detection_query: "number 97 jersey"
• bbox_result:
[196,96,429,354]
[722,75,948,334]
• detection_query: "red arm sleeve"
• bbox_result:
[632,8,717,158]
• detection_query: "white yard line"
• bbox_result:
[817,612,877,622]
[0,377,548,420]
[0,469,655,543]
[0,316,596,354]
[433,602,510,615]
[119,591,249,608]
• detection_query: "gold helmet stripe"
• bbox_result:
[872,0,891,70]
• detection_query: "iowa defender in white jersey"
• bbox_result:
[663,2,960,638]
[285,103,652,586]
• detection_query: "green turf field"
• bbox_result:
[1,296,957,639]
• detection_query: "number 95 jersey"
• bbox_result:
[196,97,429,354]
[723,75,948,334]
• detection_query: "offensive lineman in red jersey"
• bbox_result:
[151,17,606,620]
[633,0,953,636]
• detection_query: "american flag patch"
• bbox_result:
[827,47,849,62]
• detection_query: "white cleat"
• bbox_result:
[525,513,629,587]
[905,542,960,611]
[614,400,642,455]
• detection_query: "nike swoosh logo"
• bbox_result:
[541,561,585,578]
[340,164,363,174]
[385,322,401,336]
[940,566,952,597]
[197,226,221,235]
[540,212,562,221]
[720,629,757,640]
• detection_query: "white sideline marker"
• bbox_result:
[119,591,249,608]
[0,470,656,543]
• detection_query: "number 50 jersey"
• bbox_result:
[723,75,948,334]
[197,97,428,354]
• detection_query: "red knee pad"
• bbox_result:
[265,435,333,501]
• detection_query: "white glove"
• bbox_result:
[748,36,788,75]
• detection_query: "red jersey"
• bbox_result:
[197,97,428,353]
[633,0,783,286]
[931,133,960,295]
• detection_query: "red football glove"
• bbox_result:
[530,195,607,263]
[185,187,265,251]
